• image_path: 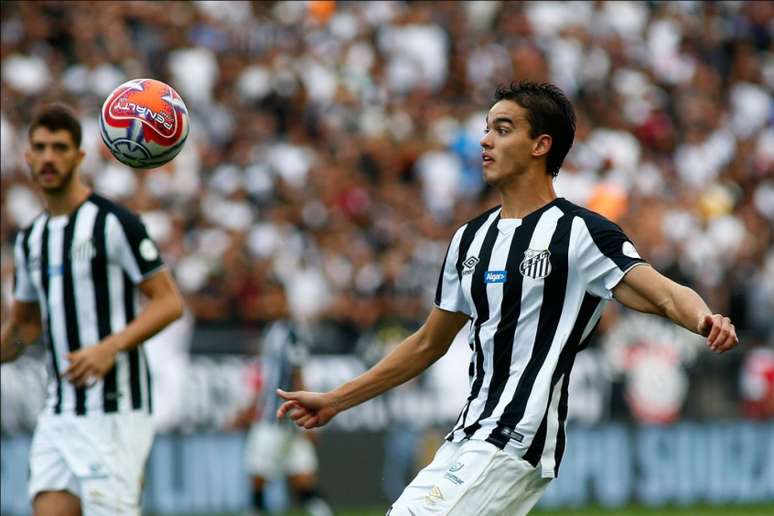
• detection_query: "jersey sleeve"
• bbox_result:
[573,212,648,299]
[106,211,165,284]
[434,225,472,316]
[13,231,37,302]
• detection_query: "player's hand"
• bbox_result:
[698,314,738,353]
[276,389,338,429]
[64,336,121,387]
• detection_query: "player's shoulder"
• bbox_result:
[87,192,143,224]
[17,212,46,236]
[455,204,502,234]
[554,198,624,233]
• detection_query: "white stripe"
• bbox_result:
[26,217,58,414]
[107,256,131,412]
[71,202,104,414]
[107,213,143,283]
[510,214,591,445]
[459,218,516,433]
[472,206,563,442]
[572,217,623,299]
[438,225,467,314]
[540,373,565,477]
[451,209,501,439]
[46,217,75,413]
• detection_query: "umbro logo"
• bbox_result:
[462,256,479,275]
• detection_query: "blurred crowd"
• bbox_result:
[1,1,772,416]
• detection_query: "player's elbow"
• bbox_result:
[166,291,185,323]
[413,327,449,364]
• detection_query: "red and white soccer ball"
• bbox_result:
[100,78,189,169]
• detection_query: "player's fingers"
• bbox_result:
[718,324,738,352]
[295,413,316,428]
[64,357,87,379]
[276,389,298,401]
[276,400,298,419]
[706,315,722,346]
[303,415,320,429]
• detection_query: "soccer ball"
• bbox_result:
[100,78,189,169]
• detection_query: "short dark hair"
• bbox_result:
[28,104,82,148]
[494,82,576,177]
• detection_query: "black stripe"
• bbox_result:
[124,273,142,410]
[574,207,645,272]
[459,215,501,438]
[142,348,153,414]
[553,372,571,475]
[522,293,601,467]
[39,219,63,414]
[455,206,500,281]
[14,226,34,295]
[87,193,162,276]
[92,209,118,413]
[487,213,572,448]
[62,205,87,415]
[462,213,542,438]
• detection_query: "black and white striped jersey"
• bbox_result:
[12,192,164,416]
[435,198,647,478]
[258,321,308,424]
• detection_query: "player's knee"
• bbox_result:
[33,490,81,516]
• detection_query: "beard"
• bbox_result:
[34,163,76,193]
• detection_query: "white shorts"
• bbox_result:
[28,411,154,516]
[244,421,318,478]
[389,439,551,516]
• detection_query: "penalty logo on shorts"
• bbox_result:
[520,249,552,279]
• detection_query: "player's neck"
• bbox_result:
[498,170,557,219]
[44,180,91,217]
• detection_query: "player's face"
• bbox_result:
[480,100,541,187]
[25,127,84,193]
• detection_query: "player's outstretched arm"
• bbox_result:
[613,265,738,353]
[277,307,470,429]
[1,301,41,363]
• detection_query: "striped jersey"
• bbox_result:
[434,198,647,478]
[12,192,164,416]
[258,321,308,424]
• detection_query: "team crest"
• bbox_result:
[519,249,552,279]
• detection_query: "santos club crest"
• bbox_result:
[519,249,552,279]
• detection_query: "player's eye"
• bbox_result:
[53,143,68,152]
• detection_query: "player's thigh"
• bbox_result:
[388,440,467,514]
[447,452,551,516]
[28,416,80,504]
[285,434,318,477]
[244,422,288,477]
[389,440,550,516]
[61,412,154,516]
[33,490,81,516]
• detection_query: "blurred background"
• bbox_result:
[1,1,772,514]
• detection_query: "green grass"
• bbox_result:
[165,504,774,516]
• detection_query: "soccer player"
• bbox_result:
[231,282,332,516]
[0,104,184,516]
[276,82,739,515]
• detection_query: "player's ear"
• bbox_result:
[532,134,552,158]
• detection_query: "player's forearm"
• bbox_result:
[1,321,40,363]
[109,293,184,353]
[658,283,712,335]
[329,329,443,412]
